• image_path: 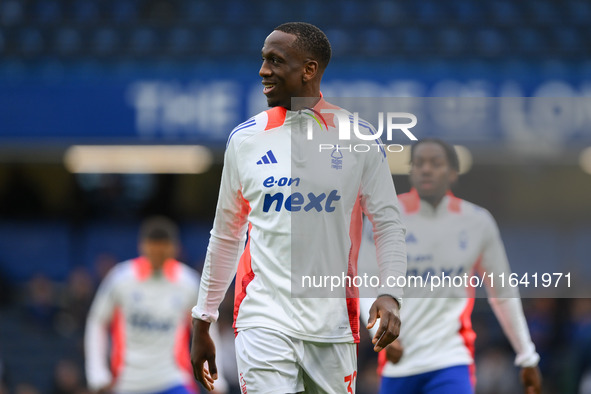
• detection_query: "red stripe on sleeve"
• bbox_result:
[233,223,254,336]
[110,307,125,380]
[346,198,363,343]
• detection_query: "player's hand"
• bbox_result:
[367,295,401,352]
[520,366,542,394]
[384,339,404,364]
[191,318,218,392]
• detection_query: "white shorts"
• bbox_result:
[235,327,357,394]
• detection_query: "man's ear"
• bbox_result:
[302,60,319,82]
[449,170,459,185]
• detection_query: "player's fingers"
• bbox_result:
[203,368,215,384]
[525,386,537,394]
[371,315,386,344]
[200,367,214,392]
[207,355,218,381]
[367,304,378,329]
[373,315,391,351]
[388,311,401,339]
[192,359,205,382]
[376,311,401,350]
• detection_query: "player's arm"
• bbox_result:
[186,271,229,394]
[191,136,248,391]
[479,211,542,394]
[84,269,119,393]
[359,138,407,352]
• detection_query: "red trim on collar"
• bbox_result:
[264,106,288,131]
[398,188,462,214]
[446,190,462,213]
[132,256,180,282]
[398,188,421,214]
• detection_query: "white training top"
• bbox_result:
[85,258,221,393]
[192,100,407,344]
[359,189,539,377]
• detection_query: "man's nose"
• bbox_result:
[419,164,434,174]
[259,61,272,77]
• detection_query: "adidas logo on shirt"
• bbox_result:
[257,150,278,165]
[406,233,417,243]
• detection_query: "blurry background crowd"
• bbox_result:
[1,0,591,393]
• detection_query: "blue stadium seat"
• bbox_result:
[184,1,214,24]
[489,1,520,25]
[551,27,583,54]
[416,0,445,25]
[223,0,250,25]
[168,27,196,55]
[438,27,466,55]
[301,1,332,27]
[372,1,408,26]
[246,27,267,54]
[527,0,559,25]
[324,28,352,57]
[361,28,389,57]
[54,27,82,55]
[339,0,366,25]
[566,0,591,25]
[72,0,101,25]
[0,221,71,282]
[261,1,291,25]
[129,27,158,55]
[452,0,485,25]
[207,27,233,54]
[34,0,63,25]
[513,27,544,54]
[400,27,426,53]
[475,28,505,56]
[110,0,138,25]
[1,0,24,26]
[92,27,120,55]
[18,28,45,56]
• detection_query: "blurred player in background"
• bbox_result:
[190,22,407,394]
[360,138,542,394]
[85,216,227,394]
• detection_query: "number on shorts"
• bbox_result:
[344,371,357,394]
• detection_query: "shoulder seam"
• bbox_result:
[226,117,258,147]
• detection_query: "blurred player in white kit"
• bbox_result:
[85,216,227,394]
[360,138,542,394]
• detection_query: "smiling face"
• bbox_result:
[409,142,458,207]
[259,30,319,109]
